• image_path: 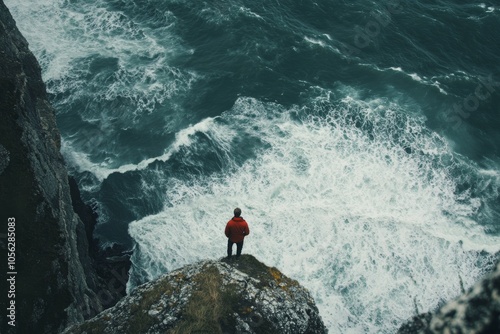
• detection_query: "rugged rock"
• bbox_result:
[63,255,327,334]
[398,261,500,333]
[68,176,132,313]
[68,176,100,257]
[0,1,103,332]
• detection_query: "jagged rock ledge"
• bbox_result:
[398,260,500,333]
[68,176,132,313]
[63,255,327,334]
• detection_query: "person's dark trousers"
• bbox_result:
[227,239,244,258]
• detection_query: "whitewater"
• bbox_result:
[6,0,500,332]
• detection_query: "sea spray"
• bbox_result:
[129,95,499,332]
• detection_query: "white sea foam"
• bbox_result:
[238,6,264,20]
[304,35,342,55]
[4,0,197,122]
[61,117,223,181]
[387,66,448,94]
[6,0,200,171]
[129,95,500,333]
[478,3,496,13]
[5,0,187,81]
[304,36,326,47]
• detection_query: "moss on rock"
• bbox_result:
[64,255,327,334]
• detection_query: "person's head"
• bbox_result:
[234,207,242,217]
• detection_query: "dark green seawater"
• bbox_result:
[6,0,500,332]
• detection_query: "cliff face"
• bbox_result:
[0,1,103,332]
[63,255,327,334]
[398,261,500,333]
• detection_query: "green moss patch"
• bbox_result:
[169,265,225,334]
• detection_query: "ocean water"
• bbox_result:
[5,0,500,332]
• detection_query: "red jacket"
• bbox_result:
[225,217,250,243]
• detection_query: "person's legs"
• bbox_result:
[227,239,234,257]
[236,240,244,257]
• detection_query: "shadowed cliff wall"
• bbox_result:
[0,1,103,332]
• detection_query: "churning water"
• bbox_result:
[6,0,500,332]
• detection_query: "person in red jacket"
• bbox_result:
[225,207,250,259]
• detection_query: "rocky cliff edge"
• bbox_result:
[64,255,328,334]
[398,260,500,333]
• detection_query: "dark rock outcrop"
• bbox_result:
[68,176,132,313]
[398,261,500,333]
[64,255,327,334]
[68,176,100,257]
[0,1,105,332]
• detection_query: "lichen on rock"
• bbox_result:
[64,255,327,334]
[398,260,500,333]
